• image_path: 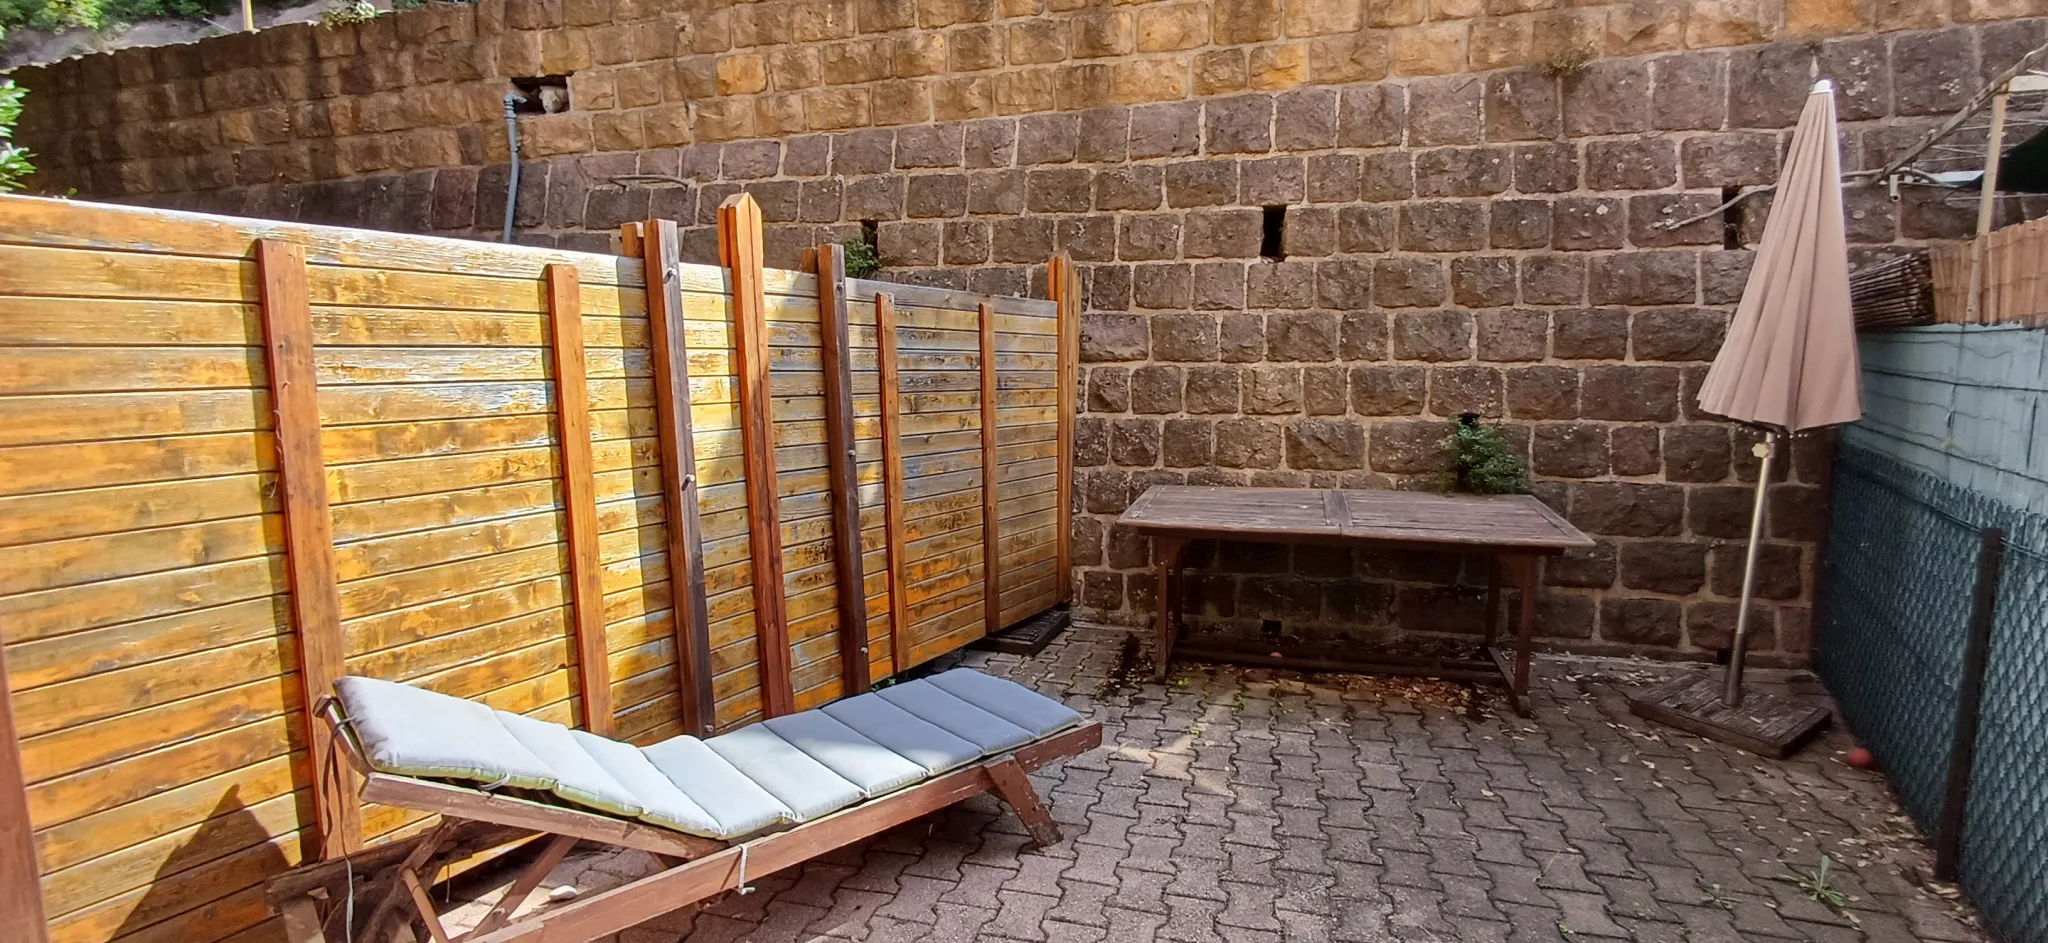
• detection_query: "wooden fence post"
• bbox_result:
[718,194,794,719]
[256,240,363,859]
[979,302,1001,638]
[0,641,50,943]
[875,295,911,677]
[545,265,614,736]
[813,244,872,694]
[632,220,717,737]
[1049,256,1079,605]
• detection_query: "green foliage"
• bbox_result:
[0,0,225,39]
[1442,415,1529,495]
[0,80,32,193]
[842,235,880,278]
[319,0,377,25]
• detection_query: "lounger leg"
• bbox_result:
[986,757,1060,848]
[463,835,578,941]
[360,819,456,942]
[401,869,455,943]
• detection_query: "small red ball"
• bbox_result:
[1846,746,1876,769]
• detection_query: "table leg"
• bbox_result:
[1482,556,1501,646]
[1153,536,1186,681]
[1506,553,1539,716]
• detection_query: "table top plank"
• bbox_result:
[1120,486,1594,552]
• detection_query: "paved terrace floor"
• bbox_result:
[447,628,1989,943]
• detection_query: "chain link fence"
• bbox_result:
[1818,444,2048,943]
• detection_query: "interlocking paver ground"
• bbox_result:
[443,628,1991,943]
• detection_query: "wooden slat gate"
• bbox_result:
[0,194,1072,943]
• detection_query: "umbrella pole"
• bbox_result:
[1723,431,1777,707]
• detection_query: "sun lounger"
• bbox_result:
[263,669,1103,943]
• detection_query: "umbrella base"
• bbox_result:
[1628,673,1832,759]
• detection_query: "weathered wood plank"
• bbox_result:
[718,194,793,718]
[0,639,50,943]
[978,302,1001,640]
[256,239,362,860]
[874,294,913,678]
[813,244,871,694]
[638,219,716,737]
[546,265,614,736]
[1049,255,1078,606]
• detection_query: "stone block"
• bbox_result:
[1130,101,1202,157]
[1186,365,1244,412]
[844,175,906,220]
[1551,307,1627,360]
[1205,94,1275,154]
[1306,154,1362,203]
[1512,142,1579,194]
[1026,167,1093,213]
[1428,365,1503,416]
[1192,262,1249,309]
[1393,21,1468,76]
[1351,365,1427,415]
[1553,198,1624,251]
[1400,201,1489,252]
[1710,543,1803,599]
[1248,260,1316,308]
[1570,482,1684,537]
[1267,311,1340,361]
[1368,420,1448,474]
[1374,258,1448,308]
[1058,216,1117,262]
[1651,52,1728,131]
[1407,74,1484,146]
[1415,147,1512,197]
[1391,309,1472,361]
[906,173,968,217]
[1135,264,1195,310]
[1728,44,1816,128]
[1585,138,1676,191]
[1274,87,1340,150]
[1609,424,1661,475]
[1110,417,1162,466]
[1219,313,1265,362]
[1590,252,1697,305]
[833,129,896,175]
[1564,60,1649,136]
[1629,193,1725,248]
[1304,365,1349,415]
[1016,113,1080,164]
[1507,364,1581,420]
[1533,423,1609,478]
[1339,205,1396,253]
[1217,418,1286,468]
[1342,312,1389,360]
[1162,419,1215,467]
[967,169,1024,214]
[1288,420,1367,470]
[1131,364,1184,414]
[1165,159,1240,207]
[1680,131,1779,188]
[1582,364,1681,422]
[962,118,1016,168]
[1150,310,1217,359]
[1338,83,1406,147]
[1283,206,1337,257]
[1632,308,1727,362]
[1475,306,1546,360]
[1242,157,1306,205]
[1359,151,1416,203]
[1545,540,1616,588]
[1184,208,1264,258]
[945,219,991,263]
[1819,36,1890,122]
[1245,365,1304,414]
[1315,258,1376,309]
[1601,597,1683,646]
[1484,67,1560,141]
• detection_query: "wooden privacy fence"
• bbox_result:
[0,194,1076,943]
[1930,215,2048,325]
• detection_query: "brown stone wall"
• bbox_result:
[12,1,2048,663]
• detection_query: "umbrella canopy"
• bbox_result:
[1696,80,1863,432]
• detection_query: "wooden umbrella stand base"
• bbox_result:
[1628,674,1831,759]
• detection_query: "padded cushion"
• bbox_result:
[927,669,1084,737]
[821,693,982,775]
[705,726,865,821]
[763,711,929,798]
[876,679,1036,754]
[568,730,724,838]
[640,736,794,838]
[334,676,556,791]
[497,712,643,818]
[334,667,1084,841]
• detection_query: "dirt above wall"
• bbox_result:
[12,0,2046,666]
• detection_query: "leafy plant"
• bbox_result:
[1,0,226,39]
[1700,883,1736,910]
[319,0,377,25]
[1442,414,1529,495]
[0,80,32,193]
[842,235,879,278]
[1783,855,1850,909]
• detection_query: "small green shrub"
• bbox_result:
[0,80,32,193]
[842,236,879,278]
[1442,415,1528,495]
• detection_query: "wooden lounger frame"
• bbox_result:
[265,698,1101,943]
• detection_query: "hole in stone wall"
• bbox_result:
[1261,618,1282,637]
[509,75,572,115]
[1260,206,1287,261]
[859,219,879,255]
[1720,185,1742,250]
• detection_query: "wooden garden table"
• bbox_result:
[1118,486,1596,716]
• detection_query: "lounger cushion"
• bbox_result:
[335,668,1083,842]
[763,712,929,797]
[821,694,982,775]
[569,731,724,837]
[876,679,1037,754]
[334,676,557,791]
[640,736,794,837]
[928,669,1085,738]
[497,712,644,818]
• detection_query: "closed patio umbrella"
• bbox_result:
[1631,81,1861,755]
[1698,79,1863,707]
